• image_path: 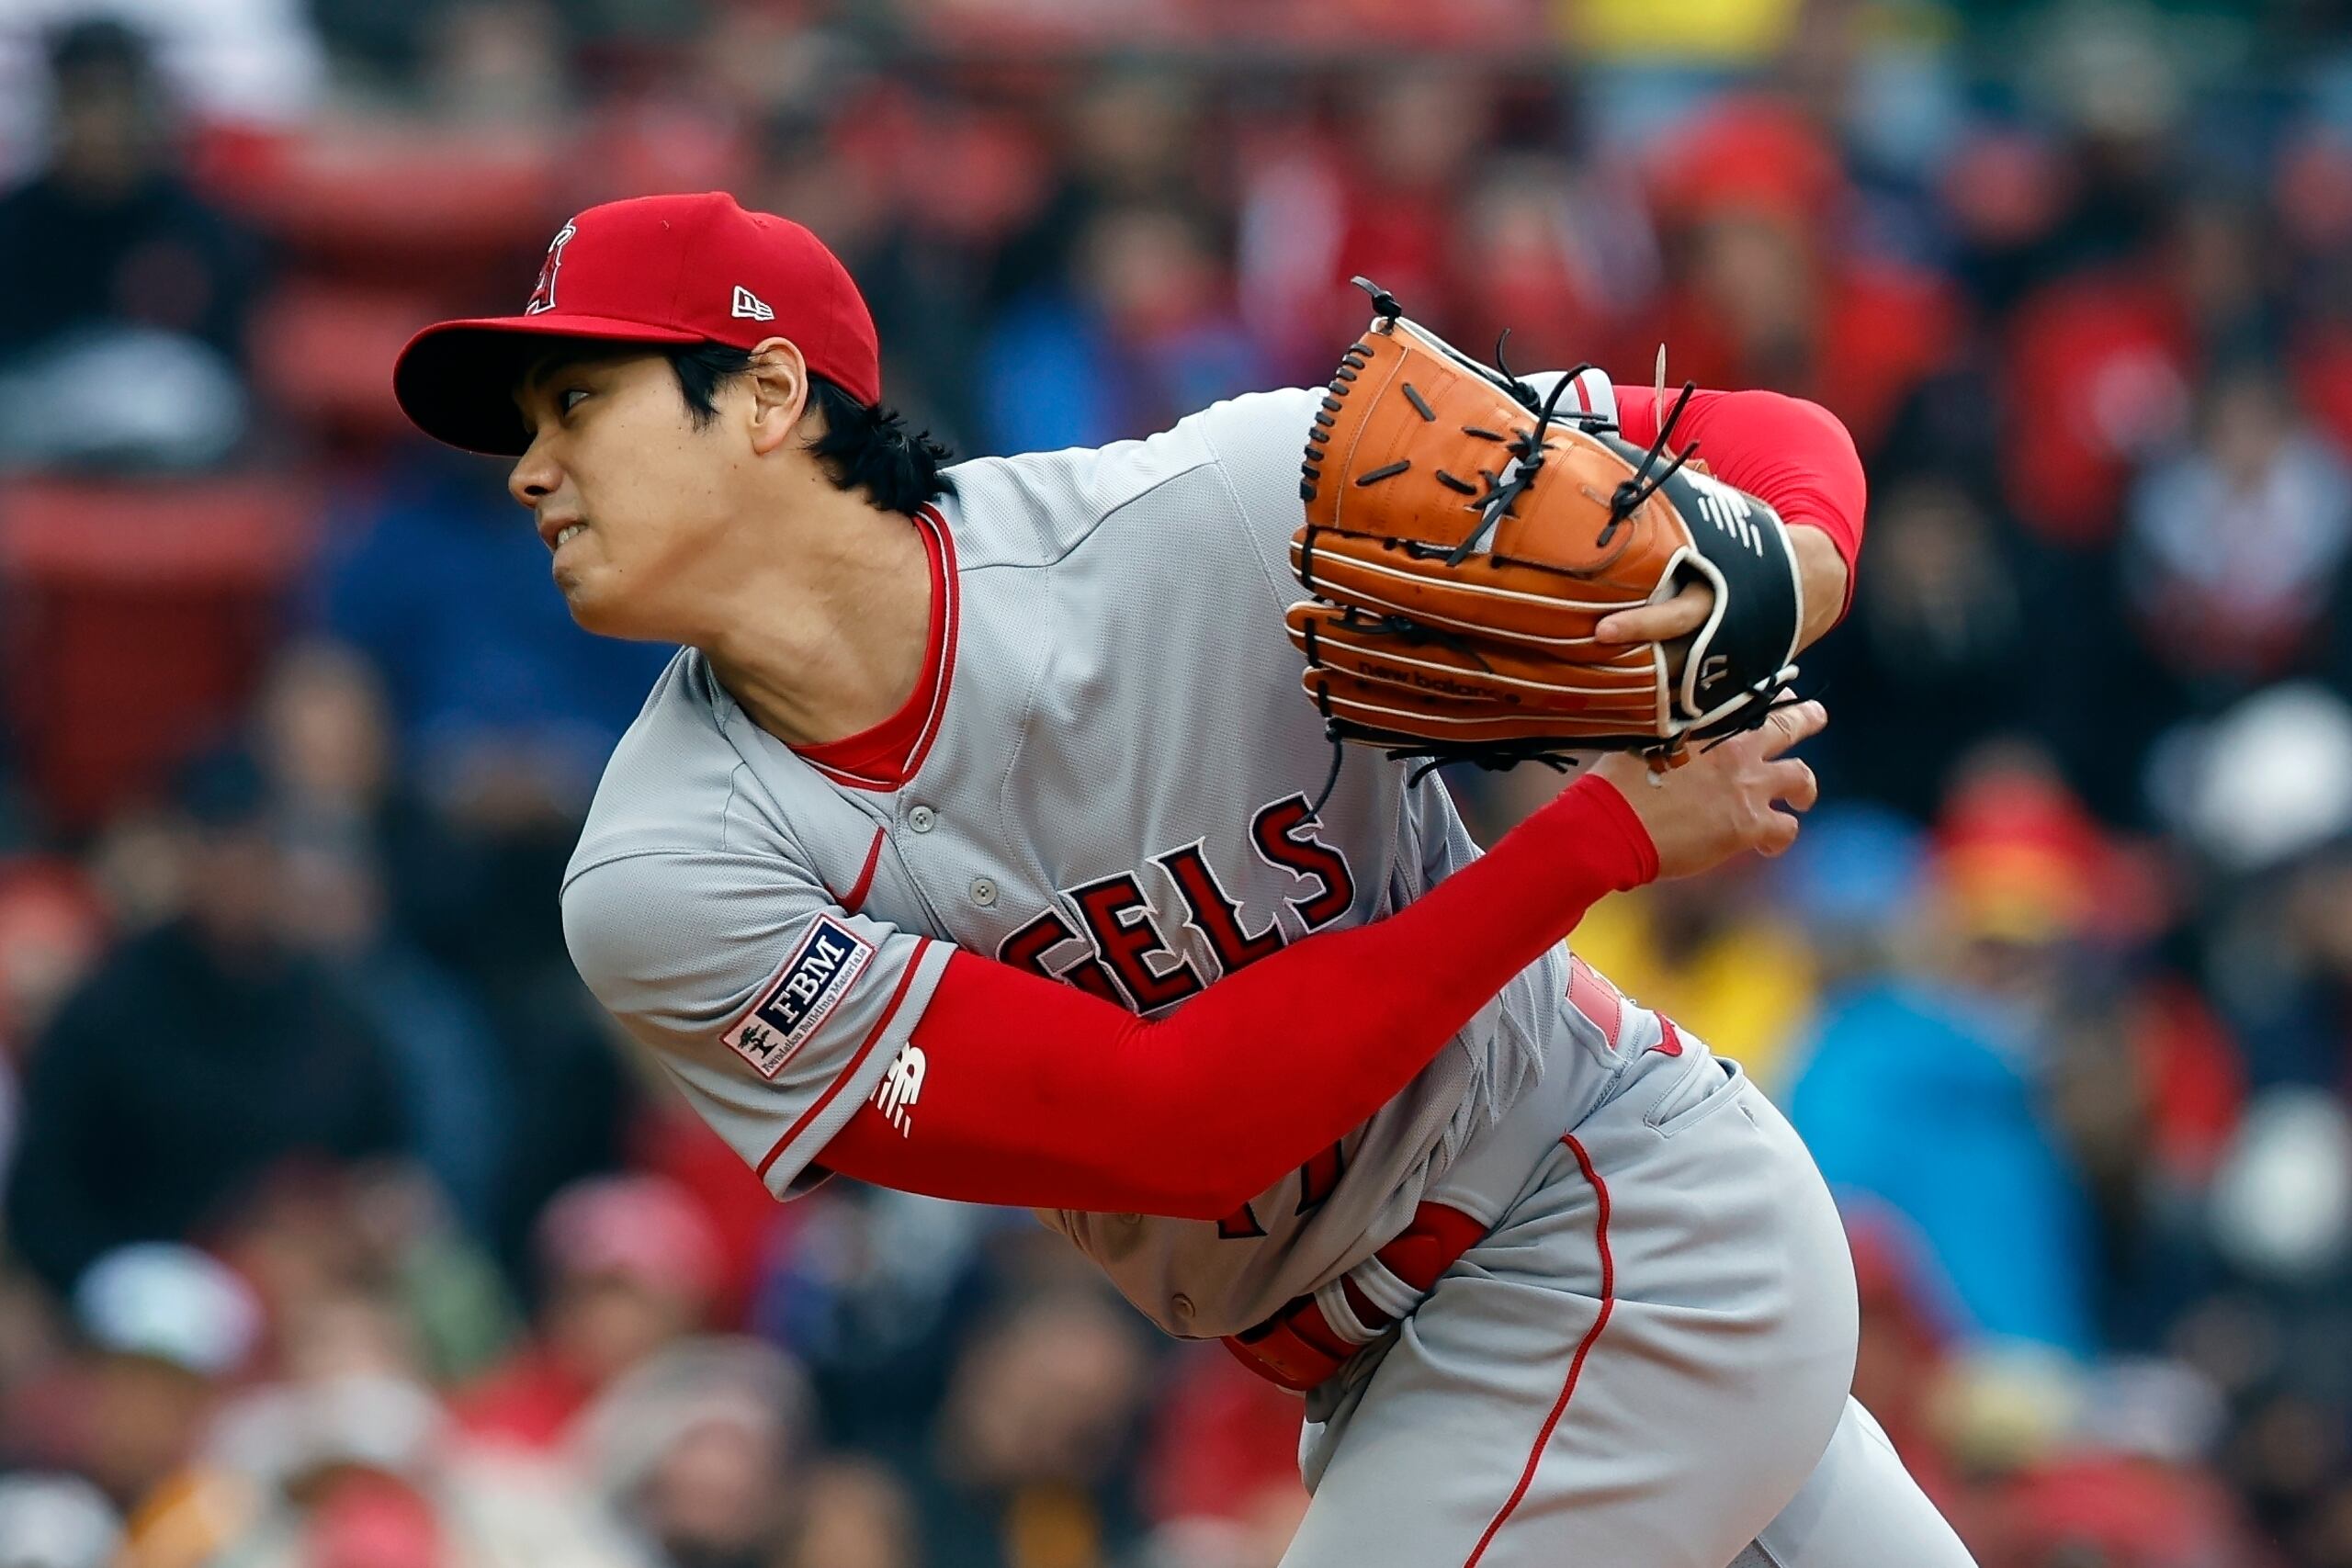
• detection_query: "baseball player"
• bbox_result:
[393,191,1976,1567]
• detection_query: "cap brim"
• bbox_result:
[392,314,707,457]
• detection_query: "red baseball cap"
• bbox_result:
[393,191,881,457]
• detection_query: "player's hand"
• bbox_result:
[1593,525,1848,656]
[1589,700,1825,879]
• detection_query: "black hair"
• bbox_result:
[50,17,148,75]
[666,343,956,516]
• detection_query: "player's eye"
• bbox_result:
[557,388,591,417]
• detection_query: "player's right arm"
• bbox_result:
[566,705,1823,1221]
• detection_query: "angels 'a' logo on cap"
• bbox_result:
[525,220,578,315]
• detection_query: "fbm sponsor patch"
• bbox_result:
[722,917,876,1079]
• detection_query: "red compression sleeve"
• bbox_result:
[1616,385,1868,619]
[819,774,1657,1217]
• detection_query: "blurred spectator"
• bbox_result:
[761,1186,1000,1456]
[315,455,650,1269]
[0,858,107,1053]
[0,18,264,470]
[1233,67,1494,372]
[313,453,672,809]
[981,202,1269,454]
[1553,865,1822,1089]
[2,752,410,1295]
[1645,95,1960,456]
[1134,1346,1308,1568]
[455,1174,721,1453]
[1996,1449,2259,1568]
[59,1244,260,1514]
[198,1365,644,1568]
[256,643,510,1238]
[2156,682,2352,879]
[1783,789,2101,1355]
[1999,259,2191,551]
[990,66,1216,312]
[2124,367,2352,694]
[2207,1089,2352,1288]
[0,1473,119,1568]
[777,1456,920,1568]
[1992,185,2280,562]
[1446,152,1657,380]
[0,858,108,1194]
[571,1337,811,1568]
[0,0,324,182]
[212,1168,522,1391]
[1809,477,2040,819]
[1329,72,1492,334]
[919,1289,1152,1568]
[2168,687,2352,1091]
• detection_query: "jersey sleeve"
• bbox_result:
[1512,366,1622,428]
[1187,385,1327,603]
[561,848,954,1198]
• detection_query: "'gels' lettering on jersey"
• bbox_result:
[999,795,1359,1012]
[722,916,876,1078]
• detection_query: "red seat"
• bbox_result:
[0,477,318,832]
[250,282,443,440]
[199,122,563,273]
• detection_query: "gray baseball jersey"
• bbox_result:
[560,370,1647,1340]
[560,374,1978,1566]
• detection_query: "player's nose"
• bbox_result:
[508,444,561,512]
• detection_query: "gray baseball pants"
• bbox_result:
[1282,1040,1977,1567]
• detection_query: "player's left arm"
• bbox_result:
[1597,386,1866,652]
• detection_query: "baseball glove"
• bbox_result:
[1287,279,1804,785]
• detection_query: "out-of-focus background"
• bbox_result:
[2,0,2351,1563]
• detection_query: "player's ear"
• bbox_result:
[744,337,810,457]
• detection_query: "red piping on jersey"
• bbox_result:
[795,503,960,792]
[1461,1133,1615,1567]
[828,826,888,914]
[755,938,931,1181]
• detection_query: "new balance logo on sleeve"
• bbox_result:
[873,1043,925,1134]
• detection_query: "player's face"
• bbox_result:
[508,350,736,640]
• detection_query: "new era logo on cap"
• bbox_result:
[731,286,775,321]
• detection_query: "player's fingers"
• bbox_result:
[1754,808,1803,858]
[1758,699,1826,757]
[1594,581,1713,644]
[1769,759,1819,813]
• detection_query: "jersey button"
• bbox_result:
[907,805,936,833]
[971,877,998,908]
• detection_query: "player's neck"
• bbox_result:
[695,482,934,750]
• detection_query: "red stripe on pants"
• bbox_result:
[1462,1132,1616,1566]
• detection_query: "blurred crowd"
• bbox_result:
[4,0,2352,1564]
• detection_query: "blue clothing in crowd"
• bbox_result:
[1787,982,2097,1357]
[315,456,673,795]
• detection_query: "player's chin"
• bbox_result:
[553,568,627,635]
